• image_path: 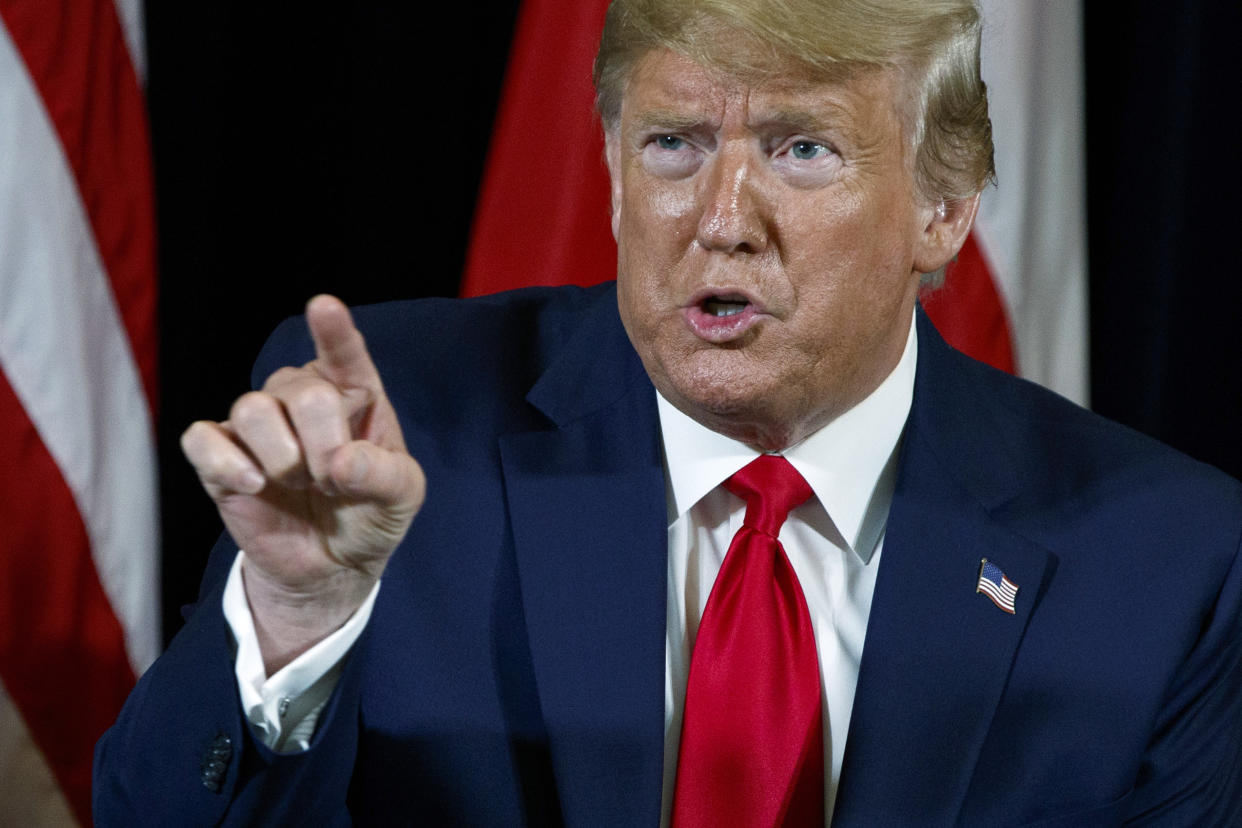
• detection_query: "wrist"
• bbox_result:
[241,558,377,675]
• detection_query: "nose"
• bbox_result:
[695,144,768,255]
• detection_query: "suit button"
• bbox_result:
[200,733,233,793]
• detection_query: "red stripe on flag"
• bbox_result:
[0,0,158,409]
[0,370,137,827]
[922,231,1016,374]
[462,0,614,297]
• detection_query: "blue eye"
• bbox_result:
[790,140,828,160]
[642,133,700,177]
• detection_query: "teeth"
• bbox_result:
[703,298,748,317]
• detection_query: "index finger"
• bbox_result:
[305,294,383,392]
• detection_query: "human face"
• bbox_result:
[607,49,964,451]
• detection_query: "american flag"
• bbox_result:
[977,559,1019,614]
[0,0,157,823]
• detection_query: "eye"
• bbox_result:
[642,133,701,178]
[789,140,829,161]
[771,137,840,187]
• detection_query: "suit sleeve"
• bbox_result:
[1123,531,1242,824]
[93,534,376,826]
[93,315,369,826]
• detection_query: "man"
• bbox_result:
[95,0,1242,825]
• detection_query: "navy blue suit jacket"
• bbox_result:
[95,283,1242,825]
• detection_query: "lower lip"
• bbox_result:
[681,304,764,343]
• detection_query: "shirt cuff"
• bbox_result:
[222,551,380,753]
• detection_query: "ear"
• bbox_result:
[912,192,981,275]
[604,130,623,241]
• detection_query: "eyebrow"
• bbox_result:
[626,103,856,139]
[626,108,714,134]
[759,105,851,135]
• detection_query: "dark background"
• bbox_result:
[145,2,1242,646]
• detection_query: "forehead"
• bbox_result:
[619,48,907,140]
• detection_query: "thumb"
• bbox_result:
[330,440,426,513]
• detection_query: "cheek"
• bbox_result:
[827,190,919,283]
[617,169,699,250]
[616,186,698,304]
[646,185,698,225]
[615,234,665,332]
[783,201,918,338]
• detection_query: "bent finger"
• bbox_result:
[276,377,352,492]
[181,420,265,498]
[229,391,310,489]
[264,364,373,437]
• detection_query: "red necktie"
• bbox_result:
[673,454,824,828]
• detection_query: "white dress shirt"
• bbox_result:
[223,554,380,752]
[225,313,917,825]
[657,314,915,826]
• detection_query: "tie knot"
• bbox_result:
[723,454,813,537]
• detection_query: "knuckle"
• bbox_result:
[263,365,305,390]
[288,382,341,419]
[230,391,277,428]
[180,420,211,452]
[181,421,226,465]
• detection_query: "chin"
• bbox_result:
[662,366,802,450]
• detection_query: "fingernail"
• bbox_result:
[240,469,265,493]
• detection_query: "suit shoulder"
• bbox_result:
[1003,360,1231,494]
[913,314,1241,539]
[943,340,1241,532]
[252,283,616,396]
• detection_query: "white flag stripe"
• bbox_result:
[978,583,1015,611]
[984,577,1017,597]
[110,0,146,83]
[0,21,159,671]
[980,576,1014,595]
[977,0,1088,405]
[0,686,76,826]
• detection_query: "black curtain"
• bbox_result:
[148,2,1242,645]
[1085,2,1242,480]
[146,3,523,640]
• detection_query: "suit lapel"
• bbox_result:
[833,311,1055,826]
[498,288,667,825]
[497,297,1056,824]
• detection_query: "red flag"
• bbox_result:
[0,0,158,823]
[938,0,1088,400]
[924,234,1017,374]
[462,0,613,297]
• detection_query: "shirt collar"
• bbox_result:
[657,310,917,563]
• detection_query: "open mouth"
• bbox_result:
[683,291,763,342]
[701,295,750,317]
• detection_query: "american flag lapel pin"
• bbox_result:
[976,558,1018,614]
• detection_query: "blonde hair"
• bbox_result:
[594,0,995,202]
